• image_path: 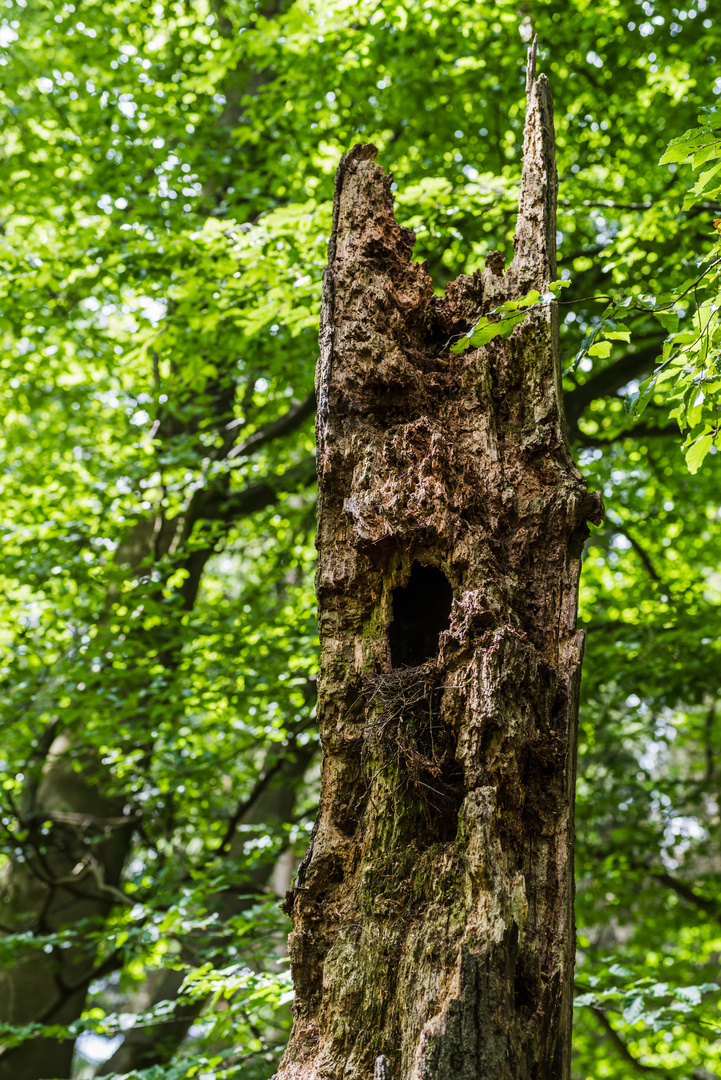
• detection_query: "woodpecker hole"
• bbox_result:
[388,562,453,668]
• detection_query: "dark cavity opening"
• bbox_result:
[388,562,453,668]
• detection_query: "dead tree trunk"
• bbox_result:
[278,48,603,1080]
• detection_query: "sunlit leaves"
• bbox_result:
[449,281,568,353]
[1,1,721,1079]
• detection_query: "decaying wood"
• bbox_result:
[277,44,603,1080]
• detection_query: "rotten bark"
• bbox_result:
[278,46,603,1080]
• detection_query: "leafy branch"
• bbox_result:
[453,105,721,474]
[448,279,571,353]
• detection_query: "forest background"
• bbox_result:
[1,0,721,1077]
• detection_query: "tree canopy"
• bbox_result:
[1,0,720,1077]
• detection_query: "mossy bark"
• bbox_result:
[278,47,602,1080]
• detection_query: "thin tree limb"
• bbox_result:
[649,870,721,926]
[219,456,317,521]
[704,699,716,785]
[226,391,316,460]
[589,1007,668,1074]
[614,524,662,584]
[214,760,285,855]
[573,422,679,446]
[561,199,656,211]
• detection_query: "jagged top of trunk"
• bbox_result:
[511,37,558,292]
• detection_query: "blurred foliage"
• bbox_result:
[0,0,720,1077]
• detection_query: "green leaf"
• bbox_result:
[692,142,721,170]
[497,311,527,338]
[659,130,702,164]
[655,361,686,386]
[684,430,715,474]
[624,388,641,413]
[654,311,680,335]
[667,330,697,346]
[629,376,656,416]
[471,322,504,346]
[684,161,721,207]
[700,107,721,127]
[588,340,612,358]
[622,995,647,1025]
[573,993,598,1008]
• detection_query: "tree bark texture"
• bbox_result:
[278,51,603,1080]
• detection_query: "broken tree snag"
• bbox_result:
[276,43,603,1080]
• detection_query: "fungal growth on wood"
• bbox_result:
[277,40,603,1080]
